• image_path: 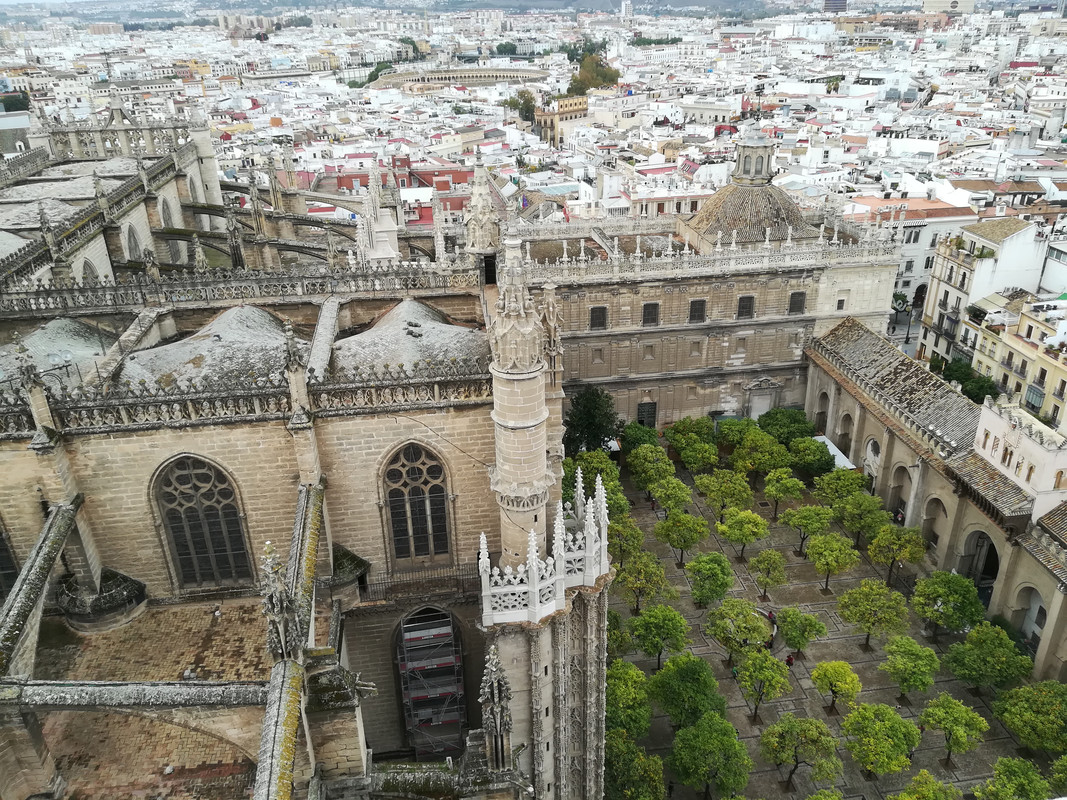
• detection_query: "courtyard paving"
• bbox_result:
[612,472,1037,800]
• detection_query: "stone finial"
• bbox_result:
[191,234,209,272]
[283,318,301,369]
[12,332,40,388]
[142,247,160,281]
[489,228,545,373]
[479,532,491,575]
[539,282,563,361]
[261,541,301,662]
[478,644,513,771]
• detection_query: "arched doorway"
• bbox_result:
[922,497,947,552]
[913,283,928,309]
[960,531,999,607]
[889,465,912,519]
[396,607,465,758]
[837,413,853,458]
[1012,586,1046,658]
[815,392,829,434]
[864,438,881,485]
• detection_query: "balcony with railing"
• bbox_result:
[359,562,482,603]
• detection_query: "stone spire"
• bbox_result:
[488,224,551,566]
[432,188,447,262]
[489,226,543,374]
[464,149,499,254]
[249,182,266,239]
[268,157,285,209]
[478,644,513,772]
[282,144,297,189]
[191,233,209,272]
[225,200,245,270]
[367,157,381,224]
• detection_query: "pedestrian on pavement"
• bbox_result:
[785,654,794,667]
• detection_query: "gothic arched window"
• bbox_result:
[384,444,450,565]
[755,155,764,174]
[743,155,752,174]
[156,456,251,589]
[126,226,142,261]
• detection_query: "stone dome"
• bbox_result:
[687,133,821,245]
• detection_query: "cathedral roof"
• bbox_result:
[686,181,821,244]
[116,305,308,387]
[0,318,117,385]
[332,299,488,369]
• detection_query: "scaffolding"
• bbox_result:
[397,608,465,758]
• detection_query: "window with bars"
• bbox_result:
[642,303,660,326]
[688,299,706,323]
[788,292,806,315]
[737,296,755,319]
[385,444,450,565]
[589,306,607,330]
[157,456,251,589]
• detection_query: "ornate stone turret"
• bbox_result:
[225,201,245,270]
[249,183,266,240]
[431,189,447,262]
[488,225,551,566]
[478,645,513,772]
[464,151,499,255]
[539,283,566,493]
[282,144,298,189]
[367,157,382,226]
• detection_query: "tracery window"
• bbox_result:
[157,456,251,589]
[385,444,450,565]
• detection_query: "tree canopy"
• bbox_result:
[838,579,910,647]
[706,597,771,664]
[648,652,727,729]
[649,476,692,516]
[879,635,940,696]
[669,712,753,799]
[764,467,804,519]
[889,770,963,800]
[605,729,666,800]
[737,647,791,717]
[614,549,675,613]
[835,492,891,546]
[562,385,622,456]
[622,421,660,453]
[776,606,827,656]
[911,572,986,638]
[807,533,860,590]
[789,437,836,479]
[628,604,691,670]
[628,443,675,492]
[868,525,926,587]
[731,428,793,476]
[943,622,1032,692]
[654,512,708,566]
[811,660,861,714]
[748,548,787,600]
[716,507,769,560]
[919,692,988,761]
[972,757,1050,800]
[567,54,620,95]
[760,713,842,787]
[757,408,815,445]
[841,703,921,776]
[993,681,1067,753]
[812,469,870,507]
[779,504,834,556]
[685,551,734,607]
[694,469,754,522]
[607,516,644,568]
[605,659,652,738]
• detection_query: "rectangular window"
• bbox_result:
[788,291,806,315]
[643,344,655,360]
[1026,324,1034,339]
[642,303,660,326]
[905,228,921,244]
[736,337,747,353]
[589,306,607,330]
[905,260,914,273]
[591,348,604,364]
[636,402,657,428]
[689,299,706,323]
[929,234,939,248]
[837,298,846,311]
[737,295,755,319]
[924,256,934,270]
[689,340,702,357]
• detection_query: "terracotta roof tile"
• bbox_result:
[944,450,1033,517]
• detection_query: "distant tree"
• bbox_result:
[919,692,989,764]
[654,512,708,566]
[841,703,921,777]
[605,729,666,800]
[607,608,632,659]
[1,91,29,112]
[911,572,986,639]
[748,548,787,601]
[776,606,827,657]
[496,41,518,55]
[664,416,717,447]
[838,579,910,647]
[716,417,759,448]
[779,505,834,556]
[628,443,675,493]
[716,507,769,561]
[811,661,862,714]
[705,597,771,664]
[731,428,792,477]
[685,552,734,607]
[789,437,836,480]
[962,374,1001,405]
[807,533,860,591]
[943,622,1032,692]
[650,477,692,517]
[835,492,891,547]
[563,385,622,457]
[758,408,816,445]
[288,14,313,26]
[880,636,940,697]
[678,437,718,473]
[760,713,842,788]
[972,757,1050,800]
[615,549,675,613]
[567,53,620,96]
[868,525,926,587]
[669,712,753,800]
[812,468,869,507]
[764,467,804,519]
[737,648,791,718]
[606,659,652,737]
[629,604,691,670]
[648,652,727,729]
[993,681,1067,753]
[622,421,660,453]
[694,469,753,522]
[890,770,963,800]
[608,516,643,568]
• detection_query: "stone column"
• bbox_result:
[849,404,867,466]
[903,460,926,528]
[1034,584,1067,680]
